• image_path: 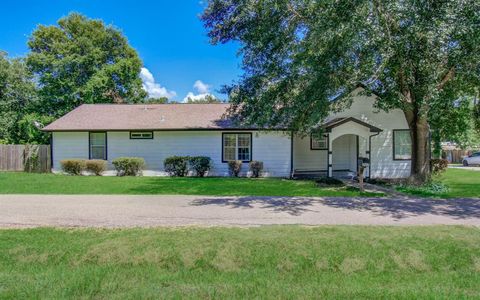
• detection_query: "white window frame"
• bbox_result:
[222,133,252,162]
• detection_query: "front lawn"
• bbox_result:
[398,168,480,198]
[1,226,479,298]
[0,172,381,197]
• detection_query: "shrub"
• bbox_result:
[112,157,145,176]
[315,177,345,187]
[60,159,86,175]
[249,161,264,178]
[431,158,449,174]
[85,160,107,176]
[189,156,212,177]
[164,156,189,177]
[228,160,242,177]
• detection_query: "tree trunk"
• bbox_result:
[404,110,431,184]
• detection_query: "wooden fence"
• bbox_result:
[0,145,51,172]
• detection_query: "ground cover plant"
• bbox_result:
[0,226,479,299]
[398,168,480,198]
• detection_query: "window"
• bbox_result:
[130,131,153,139]
[393,130,412,160]
[222,133,252,162]
[311,134,328,150]
[89,132,107,160]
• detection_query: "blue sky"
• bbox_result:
[0,0,241,101]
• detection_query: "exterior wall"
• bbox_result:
[293,135,327,171]
[329,88,411,178]
[52,132,89,171]
[53,130,292,177]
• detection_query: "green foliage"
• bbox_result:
[188,156,212,177]
[430,158,449,175]
[185,94,223,103]
[16,113,54,145]
[0,52,41,144]
[146,97,169,104]
[26,13,147,118]
[202,0,480,182]
[60,159,86,175]
[112,157,145,176]
[474,101,480,133]
[249,160,264,178]
[85,160,107,176]
[164,156,189,177]
[227,160,242,177]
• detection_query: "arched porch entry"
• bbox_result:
[330,134,367,178]
[325,117,382,178]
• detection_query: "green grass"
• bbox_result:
[0,226,479,299]
[398,168,480,198]
[0,172,381,197]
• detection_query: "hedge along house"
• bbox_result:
[43,87,412,178]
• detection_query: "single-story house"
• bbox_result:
[43,87,412,178]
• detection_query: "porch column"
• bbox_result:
[365,136,370,178]
[327,134,333,177]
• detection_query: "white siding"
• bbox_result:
[330,88,411,178]
[293,135,327,171]
[53,130,292,177]
[52,132,89,171]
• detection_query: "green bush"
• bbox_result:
[60,159,86,175]
[228,160,242,177]
[85,160,107,176]
[164,156,189,177]
[112,157,145,176]
[189,156,212,177]
[249,161,264,178]
[431,158,449,174]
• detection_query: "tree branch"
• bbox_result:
[437,67,455,90]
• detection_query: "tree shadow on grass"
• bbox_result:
[191,196,480,220]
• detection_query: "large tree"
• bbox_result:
[0,52,50,144]
[202,0,480,183]
[27,13,147,117]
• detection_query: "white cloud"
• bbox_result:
[183,80,213,102]
[183,92,212,102]
[193,80,210,94]
[140,67,176,99]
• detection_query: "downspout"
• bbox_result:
[290,131,294,178]
[49,132,53,173]
[368,132,381,179]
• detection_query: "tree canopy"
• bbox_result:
[27,13,147,117]
[202,0,480,182]
[0,52,50,144]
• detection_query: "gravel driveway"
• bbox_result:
[1,195,479,228]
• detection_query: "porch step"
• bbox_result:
[292,170,327,179]
[292,170,357,179]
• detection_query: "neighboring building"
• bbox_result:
[43,88,412,178]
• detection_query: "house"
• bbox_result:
[43,88,412,178]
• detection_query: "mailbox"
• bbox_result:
[358,157,370,168]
